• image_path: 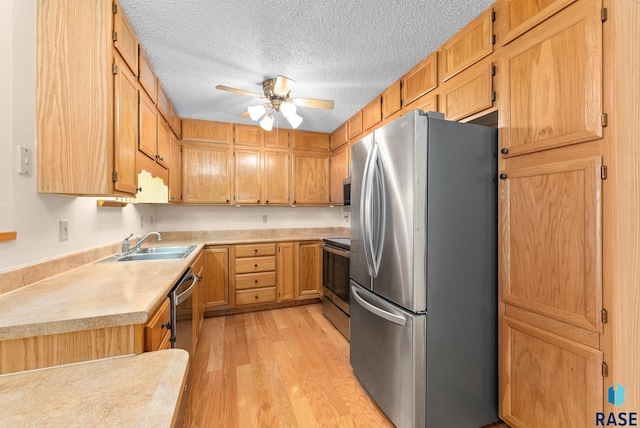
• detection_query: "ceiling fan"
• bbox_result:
[215,75,335,131]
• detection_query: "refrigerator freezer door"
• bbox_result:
[350,134,373,290]
[371,111,428,312]
[350,282,426,428]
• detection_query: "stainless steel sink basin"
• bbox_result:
[99,245,197,262]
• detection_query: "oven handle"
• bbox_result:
[321,243,350,259]
[175,272,197,305]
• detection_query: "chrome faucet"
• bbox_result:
[130,231,162,252]
[121,233,134,253]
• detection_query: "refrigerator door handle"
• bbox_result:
[371,149,386,277]
[360,144,377,276]
[351,286,407,326]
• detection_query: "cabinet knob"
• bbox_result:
[254,248,258,252]
[500,148,509,155]
[226,199,230,203]
[266,200,269,204]
[499,173,507,180]
[254,264,258,268]
[254,295,259,300]
[254,280,259,284]
[136,187,142,193]
[257,200,260,203]
[161,322,171,330]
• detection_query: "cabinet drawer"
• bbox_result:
[235,256,276,274]
[235,271,277,290]
[235,243,276,258]
[235,287,277,306]
[144,298,171,352]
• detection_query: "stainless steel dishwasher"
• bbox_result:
[169,267,197,356]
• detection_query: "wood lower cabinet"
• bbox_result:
[297,241,322,299]
[203,246,231,310]
[144,298,171,352]
[234,243,277,306]
[181,142,232,204]
[277,242,296,302]
[191,251,205,352]
[292,152,330,205]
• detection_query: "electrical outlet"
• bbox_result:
[262,215,268,223]
[17,146,32,176]
[139,216,145,229]
[59,220,69,241]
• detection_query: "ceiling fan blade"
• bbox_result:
[238,111,250,118]
[273,75,295,97]
[294,97,335,110]
[215,85,264,98]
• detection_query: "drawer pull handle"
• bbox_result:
[254,264,258,267]
[254,295,259,300]
[161,322,171,330]
[254,249,258,252]
[254,280,259,283]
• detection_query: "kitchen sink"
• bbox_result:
[99,245,197,262]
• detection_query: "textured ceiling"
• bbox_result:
[118,0,494,133]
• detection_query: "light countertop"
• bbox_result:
[0,349,189,428]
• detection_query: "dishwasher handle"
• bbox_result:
[351,286,407,326]
[175,272,197,305]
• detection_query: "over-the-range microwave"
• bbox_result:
[343,178,351,209]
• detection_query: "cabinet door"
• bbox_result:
[362,96,382,131]
[277,242,296,301]
[297,242,322,299]
[191,252,205,350]
[204,247,230,309]
[382,80,402,119]
[181,119,233,144]
[169,134,181,203]
[500,0,576,45]
[234,124,263,147]
[112,0,138,75]
[500,156,603,332]
[412,94,438,114]
[263,151,290,205]
[330,145,349,205]
[157,83,170,121]
[402,52,438,107]
[113,54,138,195]
[138,47,157,102]
[291,130,330,151]
[138,91,157,161]
[181,142,232,204]
[144,298,171,352]
[169,102,181,138]
[499,0,602,157]
[330,122,348,150]
[264,129,290,149]
[292,152,330,205]
[440,57,494,121]
[156,119,170,169]
[348,111,363,141]
[440,8,493,82]
[500,317,602,427]
[234,149,261,204]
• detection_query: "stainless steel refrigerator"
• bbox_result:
[350,110,497,428]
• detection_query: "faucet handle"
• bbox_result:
[121,233,134,252]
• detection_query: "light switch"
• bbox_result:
[17,146,32,176]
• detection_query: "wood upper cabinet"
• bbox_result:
[499,0,577,45]
[439,56,495,121]
[36,0,138,196]
[204,246,231,309]
[348,111,364,141]
[402,52,438,108]
[181,142,232,204]
[500,156,603,332]
[264,129,290,149]
[362,96,382,131]
[499,0,602,157]
[234,149,261,204]
[138,91,158,161]
[382,80,402,119]
[292,152,330,205]
[297,242,322,299]
[144,298,171,352]
[330,122,348,150]
[263,150,291,205]
[291,130,330,152]
[169,103,181,138]
[138,46,157,102]
[440,8,493,82]
[157,83,170,121]
[112,54,139,195]
[330,144,349,205]
[234,124,263,147]
[156,119,171,169]
[112,0,138,75]
[168,134,181,203]
[181,119,235,144]
[412,94,438,114]
[277,242,296,302]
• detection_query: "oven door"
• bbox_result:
[322,244,350,313]
[170,268,197,357]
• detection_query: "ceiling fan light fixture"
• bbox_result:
[248,104,267,121]
[260,113,274,131]
[280,100,297,118]
[287,112,303,129]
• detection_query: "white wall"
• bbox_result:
[0,0,347,273]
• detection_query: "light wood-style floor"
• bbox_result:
[180,303,395,427]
